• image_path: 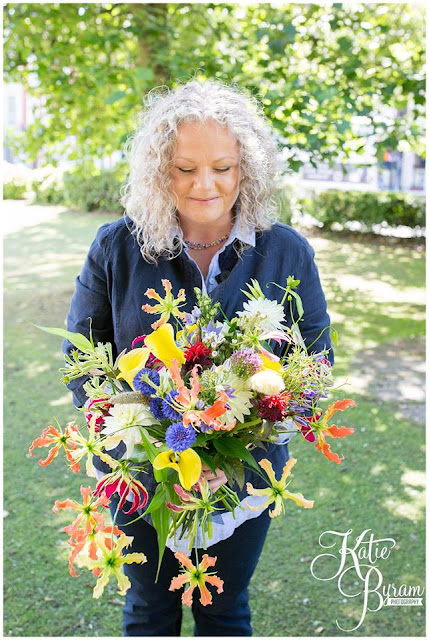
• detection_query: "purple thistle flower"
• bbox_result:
[165,422,197,452]
[133,368,160,395]
[149,397,165,420]
[162,391,182,420]
[231,348,262,377]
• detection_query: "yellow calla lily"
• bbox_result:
[260,353,284,374]
[152,448,202,490]
[117,348,151,389]
[176,323,197,343]
[144,323,185,369]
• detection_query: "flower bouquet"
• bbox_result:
[30,276,355,606]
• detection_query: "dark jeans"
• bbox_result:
[110,502,272,636]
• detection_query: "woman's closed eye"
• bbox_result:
[177,167,231,173]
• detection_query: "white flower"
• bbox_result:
[102,403,157,458]
[249,370,285,395]
[237,298,286,332]
[218,374,254,424]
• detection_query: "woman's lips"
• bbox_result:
[189,197,219,203]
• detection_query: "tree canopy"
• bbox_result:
[4,2,425,169]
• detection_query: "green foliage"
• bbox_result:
[32,168,65,205]
[3,179,27,199]
[302,189,426,229]
[32,163,126,213]
[3,3,425,166]
[62,164,126,213]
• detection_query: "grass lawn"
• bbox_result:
[3,204,425,637]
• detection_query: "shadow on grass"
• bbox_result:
[3,211,425,637]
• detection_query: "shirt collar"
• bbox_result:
[180,212,256,252]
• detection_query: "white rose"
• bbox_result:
[249,370,285,395]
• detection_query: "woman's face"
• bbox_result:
[169,120,241,231]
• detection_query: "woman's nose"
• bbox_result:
[193,168,215,190]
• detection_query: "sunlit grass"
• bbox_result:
[3,207,425,636]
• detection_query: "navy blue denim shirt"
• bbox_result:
[63,217,333,509]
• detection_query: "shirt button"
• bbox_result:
[210,277,216,284]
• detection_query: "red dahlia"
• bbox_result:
[183,342,213,370]
[257,393,291,421]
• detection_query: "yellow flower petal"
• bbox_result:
[153,448,201,490]
[258,458,276,484]
[260,354,284,374]
[144,324,185,369]
[280,457,297,486]
[117,348,151,389]
[283,489,314,509]
[93,570,111,599]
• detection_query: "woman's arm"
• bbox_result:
[295,238,334,364]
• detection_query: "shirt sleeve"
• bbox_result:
[62,224,116,407]
[295,237,334,365]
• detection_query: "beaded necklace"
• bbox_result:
[184,233,229,250]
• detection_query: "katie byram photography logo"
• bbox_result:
[310,528,424,632]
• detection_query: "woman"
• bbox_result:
[64,79,333,636]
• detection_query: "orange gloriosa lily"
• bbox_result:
[142,278,187,330]
[66,524,123,578]
[312,399,356,464]
[29,421,81,473]
[170,552,224,607]
[170,359,236,432]
[76,531,147,598]
[52,485,110,538]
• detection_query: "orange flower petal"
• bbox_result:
[38,444,61,467]
[174,551,195,571]
[199,554,217,572]
[205,575,224,593]
[169,573,189,591]
[198,582,213,606]
[327,424,355,438]
[315,440,345,464]
[182,584,195,607]
[324,399,356,423]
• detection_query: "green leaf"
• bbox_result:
[34,324,93,351]
[213,437,259,472]
[105,90,126,105]
[193,447,216,472]
[151,498,172,582]
[331,327,339,347]
[222,458,245,490]
[140,429,168,482]
[141,483,166,517]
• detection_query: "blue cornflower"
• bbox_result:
[162,391,182,420]
[149,397,165,420]
[165,422,197,453]
[133,368,160,395]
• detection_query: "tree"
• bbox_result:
[4,2,425,169]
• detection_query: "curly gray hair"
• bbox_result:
[120,79,282,263]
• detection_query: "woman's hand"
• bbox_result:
[201,463,228,493]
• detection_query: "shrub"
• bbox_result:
[62,164,126,213]
[3,179,27,199]
[302,189,425,229]
[32,168,65,205]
